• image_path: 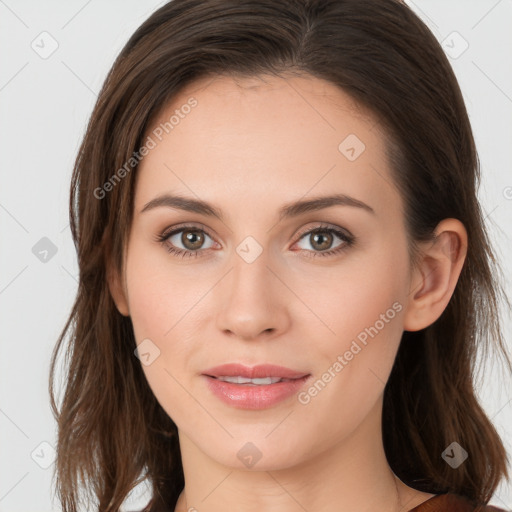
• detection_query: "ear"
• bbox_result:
[106,260,130,317]
[403,218,467,332]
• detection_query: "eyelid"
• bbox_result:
[293,222,353,242]
[159,221,214,239]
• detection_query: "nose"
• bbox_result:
[215,247,291,341]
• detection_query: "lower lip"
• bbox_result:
[202,375,311,410]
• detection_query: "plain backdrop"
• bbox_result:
[1,1,511,511]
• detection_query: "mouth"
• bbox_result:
[200,364,311,410]
[201,362,309,380]
[207,375,297,385]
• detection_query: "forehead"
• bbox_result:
[136,73,400,218]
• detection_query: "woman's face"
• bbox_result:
[116,73,416,470]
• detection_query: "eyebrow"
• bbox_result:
[140,193,375,221]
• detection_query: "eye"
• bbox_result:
[293,224,355,258]
[156,224,216,259]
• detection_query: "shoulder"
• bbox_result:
[410,493,509,512]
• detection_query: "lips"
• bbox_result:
[202,363,309,380]
[201,363,311,409]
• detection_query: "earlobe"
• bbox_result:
[403,219,467,332]
[106,263,130,317]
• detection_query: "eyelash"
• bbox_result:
[155,223,355,260]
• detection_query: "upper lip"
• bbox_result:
[202,363,310,380]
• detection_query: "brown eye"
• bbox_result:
[158,226,216,258]
[293,225,355,258]
[296,228,344,253]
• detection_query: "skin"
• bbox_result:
[108,73,467,512]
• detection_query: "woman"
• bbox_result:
[49,1,511,511]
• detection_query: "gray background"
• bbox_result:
[0,1,511,510]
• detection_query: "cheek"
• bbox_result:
[125,241,203,342]
[123,246,201,405]
[124,247,206,425]
[297,238,409,418]
[300,233,407,346]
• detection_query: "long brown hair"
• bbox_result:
[49,0,512,510]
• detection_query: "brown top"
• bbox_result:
[410,493,508,512]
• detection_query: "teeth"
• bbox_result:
[216,376,287,385]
